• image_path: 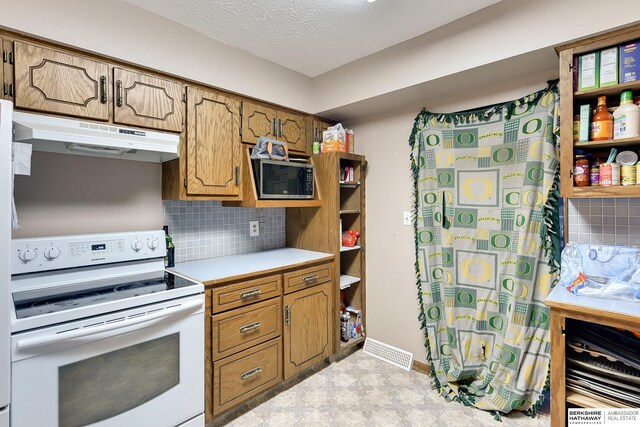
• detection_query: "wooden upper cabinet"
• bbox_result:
[113,67,185,132]
[241,101,308,153]
[311,118,333,143]
[283,281,332,380]
[241,101,276,143]
[278,110,307,152]
[13,41,109,120]
[186,86,241,197]
[0,37,4,100]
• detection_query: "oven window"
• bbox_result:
[58,333,180,427]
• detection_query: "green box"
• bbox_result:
[579,104,590,142]
[579,52,600,91]
[599,47,618,87]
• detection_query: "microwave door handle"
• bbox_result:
[16,299,203,350]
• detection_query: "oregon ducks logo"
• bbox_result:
[492,147,514,163]
[426,134,441,146]
[523,190,543,207]
[516,260,532,277]
[502,277,529,298]
[426,305,441,321]
[529,308,549,327]
[527,166,545,182]
[505,191,521,206]
[456,290,475,306]
[499,347,518,366]
[442,251,452,265]
[456,132,476,146]
[457,211,475,226]
[418,230,434,244]
[511,399,529,410]
[418,155,426,169]
[489,315,504,332]
[540,91,554,107]
[438,171,454,185]
[515,214,526,227]
[490,233,511,249]
[423,192,438,205]
[522,118,542,135]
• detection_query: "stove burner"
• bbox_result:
[114,281,154,292]
[31,292,100,308]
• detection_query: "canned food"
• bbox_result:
[600,163,620,186]
[621,164,637,186]
[590,162,600,186]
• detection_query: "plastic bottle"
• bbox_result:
[163,225,175,268]
[590,96,613,141]
[340,312,350,343]
[613,90,640,139]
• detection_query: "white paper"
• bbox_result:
[13,142,32,176]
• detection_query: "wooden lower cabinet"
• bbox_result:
[213,338,282,416]
[211,297,282,360]
[207,260,334,420]
[283,281,333,380]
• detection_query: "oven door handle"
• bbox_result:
[16,299,203,350]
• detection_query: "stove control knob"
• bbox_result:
[131,239,143,252]
[44,246,60,260]
[18,248,37,263]
[148,238,159,251]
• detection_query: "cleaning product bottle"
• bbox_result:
[590,96,613,141]
[163,225,175,268]
[613,90,640,139]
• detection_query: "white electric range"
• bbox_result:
[9,230,204,427]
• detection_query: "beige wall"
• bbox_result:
[12,152,163,238]
[0,0,312,112]
[352,69,558,361]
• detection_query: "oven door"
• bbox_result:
[11,294,204,427]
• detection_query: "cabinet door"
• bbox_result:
[13,41,109,120]
[113,67,185,132]
[186,86,241,197]
[283,281,332,380]
[241,101,276,144]
[278,110,307,153]
[0,37,5,100]
[312,118,333,143]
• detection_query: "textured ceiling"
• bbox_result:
[121,0,503,77]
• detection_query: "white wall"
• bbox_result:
[351,69,558,362]
[0,0,313,112]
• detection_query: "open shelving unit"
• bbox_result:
[558,24,640,198]
[286,151,367,355]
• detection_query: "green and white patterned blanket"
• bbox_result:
[409,83,561,417]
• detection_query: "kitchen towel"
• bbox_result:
[409,81,561,418]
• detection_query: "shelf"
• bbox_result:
[571,185,640,197]
[340,245,361,252]
[339,209,361,215]
[340,181,361,188]
[340,275,360,290]
[339,336,365,351]
[574,80,640,102]
[574,136,640,150]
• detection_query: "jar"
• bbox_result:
[574,155,589,187]
[573,115,580,143]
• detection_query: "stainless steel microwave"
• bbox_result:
[253,159,314,199]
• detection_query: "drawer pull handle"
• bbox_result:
[116,80,123,107]
[240,289,261,299]
[99,76,107,104]
[240,367,262,381]
[239,322,261,333]
[303,274,320,284]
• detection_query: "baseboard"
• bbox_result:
[412,360,431,375]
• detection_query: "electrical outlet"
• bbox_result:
[249,220,259,237]
[403,211,412,226]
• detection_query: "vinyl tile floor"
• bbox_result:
[225,350,551,426]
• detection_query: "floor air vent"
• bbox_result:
[363,337,413,371]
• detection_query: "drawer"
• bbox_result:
[213,338,282,416]
[282,262,333,294]
[212,297,281,359]
[212,274,282,314]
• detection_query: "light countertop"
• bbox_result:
[544,283,640,319]
[168,247,334,285]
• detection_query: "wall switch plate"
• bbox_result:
[249,220,259,237]
[403,211,412,226]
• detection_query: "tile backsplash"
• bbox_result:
[567,198,640,245]
[163,201,285,263]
